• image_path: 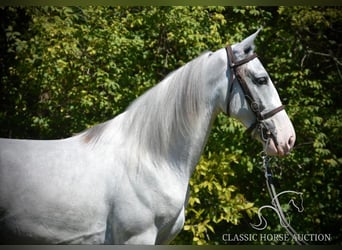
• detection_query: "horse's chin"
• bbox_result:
[264,139,287,157]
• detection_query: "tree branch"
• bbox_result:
[307,49,342,66]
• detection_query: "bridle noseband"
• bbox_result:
[225,45,285,145]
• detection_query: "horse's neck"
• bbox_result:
[115,54,221,182]
[136,104,216,182]
[176,109,216,178]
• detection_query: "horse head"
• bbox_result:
[226,30,296,156]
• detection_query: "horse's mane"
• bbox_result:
[82,52,211,159]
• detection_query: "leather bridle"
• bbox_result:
[225,45,285,145]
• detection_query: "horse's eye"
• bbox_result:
[256,76,268,85]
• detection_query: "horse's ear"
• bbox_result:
[234,28,261,56]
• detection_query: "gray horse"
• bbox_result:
[0,31,295,244]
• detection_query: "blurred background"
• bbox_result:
[0,6,341,245]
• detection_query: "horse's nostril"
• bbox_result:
[288,136,295,149]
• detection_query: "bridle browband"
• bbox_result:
[225,45,285,145]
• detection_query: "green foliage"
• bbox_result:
[176,150,257,245]
[0,6,341,245]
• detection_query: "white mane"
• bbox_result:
[82,52,212,161]
[123,52,211,160]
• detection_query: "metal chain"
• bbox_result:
[261,148,308,245]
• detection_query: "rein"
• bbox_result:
[258,147,308,245]
[225,45,285,145]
